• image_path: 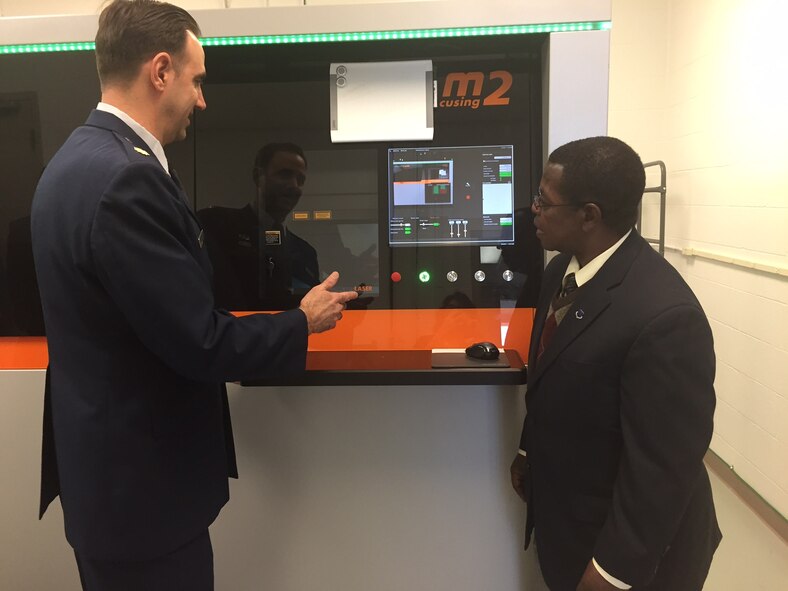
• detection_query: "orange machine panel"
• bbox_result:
[0,337,48,369]
[0,309,534,370]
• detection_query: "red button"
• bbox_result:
[390,272,401,282]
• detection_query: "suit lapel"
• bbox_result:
[527,259,565,370]
[168,168,203,228]
[527,232,646,388]
[528,288,611,385]
[528,301,551,369]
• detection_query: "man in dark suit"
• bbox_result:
[30,1,357,589]
[510,136,721,591]
[197,142,320,311]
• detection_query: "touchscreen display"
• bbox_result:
[388,145,515,247]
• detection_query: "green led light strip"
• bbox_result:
[1,21,610,55]
[1,41,96,54]
[201,21,611,47]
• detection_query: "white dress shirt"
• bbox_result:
[96,102,170,175]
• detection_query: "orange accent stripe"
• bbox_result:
[0,337,49,369]
[0,309,533,370]
[393,180,450,185]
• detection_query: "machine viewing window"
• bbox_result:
[0,33,546,332]
[388,145,515,247]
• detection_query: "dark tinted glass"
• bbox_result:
[0,52,100,335]
[0,35,544,335]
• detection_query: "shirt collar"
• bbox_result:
[96,102,170,175]
[564,229,632,287]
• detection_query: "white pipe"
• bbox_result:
[665,245,787,277]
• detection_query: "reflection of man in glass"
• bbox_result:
[198,142,319,310]
[255,143,319,302]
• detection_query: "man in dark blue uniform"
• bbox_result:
[30,1,357,589]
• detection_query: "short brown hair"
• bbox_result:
[95,0,201,87]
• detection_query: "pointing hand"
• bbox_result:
[299,272,359,334]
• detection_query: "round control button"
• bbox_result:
[390,272,401,283]
[502,270,514,282]
[474,270,486,282]
[446,271,458,283]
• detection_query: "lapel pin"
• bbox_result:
[133,146,150,156]
[575,309,585,320]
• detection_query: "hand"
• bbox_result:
[510,454,531,504]
[299,271,358,334]
[576,560,620,591]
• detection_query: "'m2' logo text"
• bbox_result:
[439,71,513,110]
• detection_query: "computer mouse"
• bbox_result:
[465,341,500,360]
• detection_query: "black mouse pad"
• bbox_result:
[431,351,510,369]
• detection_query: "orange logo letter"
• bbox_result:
[483,70,512,106]
[443,72,485,98]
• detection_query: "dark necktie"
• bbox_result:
[561,272,578,297]
[538,273,578,359]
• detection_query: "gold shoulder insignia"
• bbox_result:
[133,146,150,156]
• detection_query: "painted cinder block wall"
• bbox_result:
[608,0,787,518]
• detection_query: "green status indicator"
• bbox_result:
[418,271,431,283]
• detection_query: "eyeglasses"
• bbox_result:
[531,190,581,211]
[531,190,602,213]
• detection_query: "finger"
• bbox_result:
[334,291,358,304]
[320,271,340,290]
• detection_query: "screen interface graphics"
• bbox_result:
[388,144,515,246]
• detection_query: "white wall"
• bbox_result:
[0,0,445,18]
[608,0,788,519]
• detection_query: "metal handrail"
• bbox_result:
[638,160,666,256]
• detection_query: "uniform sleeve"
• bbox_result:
[592,303,716,586]
[90,163,307,382]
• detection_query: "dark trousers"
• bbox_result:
[74,530,213,591]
